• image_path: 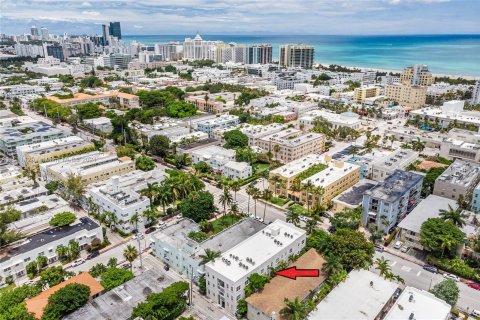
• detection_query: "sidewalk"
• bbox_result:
[384,246,425,266]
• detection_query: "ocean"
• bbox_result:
[123,34,480,77]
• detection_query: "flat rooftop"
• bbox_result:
[384,287,451,320]
[334,180,377,206]
[207,220,306,283]
[0,217,99,262]
[65,269,174,320]
[365,170,423,202]
[0,120,64,142]
[435,159,480,188]
[16,136,89,154]
[300,109,361,125]
[151,218,200,256]
[308,269,398,320]
[246,249,326,316]
[303,160,359,188]
[270,153,324,179]
[371,149,419,170]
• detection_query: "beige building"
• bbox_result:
[16,136,95,170]
[400,64,434,86]
[385,83,427,109]
[433,159,480,200]
[39,151,135,185]
[256,128,325,163]
[47,91,139,108]
[184,96,225,114]
[354,86,380,103]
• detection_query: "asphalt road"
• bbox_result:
[371,251,480,312]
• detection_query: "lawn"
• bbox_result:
[269,196,290,207]
[288,203,309,215]
[295,163,328,182]
[211,215,242,234]
[254,163,270,173]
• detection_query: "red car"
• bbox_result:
[467,282,480,290]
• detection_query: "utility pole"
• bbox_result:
[136,234,143,269]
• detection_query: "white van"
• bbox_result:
[471,309,480,317]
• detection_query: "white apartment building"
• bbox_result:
[410,100,480,129]
[191,145,236,171]
[238,123,288,146]
[371,149,419,181]
[205,220,306,314]
[0,217,102,280]
[88,170,166,233]
[298,109,361,131]
[440,128,480,162]
[0,85,45,98]
[196,115,240,138]
[183,33,222,61]
[222,161,252,181]
[39,151,135,184]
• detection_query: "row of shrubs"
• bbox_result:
[427,256,480,282]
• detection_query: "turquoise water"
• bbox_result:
[123,34,480,77]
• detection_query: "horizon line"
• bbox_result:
[122,33,480,37]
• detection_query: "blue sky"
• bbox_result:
[1,0,479,36]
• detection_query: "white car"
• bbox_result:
[443,273,460,281]
[401,245,410,253]
[256,217,264,222]
[393,241,403,249]
[71,258,85,267]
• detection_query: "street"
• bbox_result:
[371,251,480,312]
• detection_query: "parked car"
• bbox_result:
[86,251,100,260]
[422,264,438,274]
[393,241,403,249]
[401,245,410,253]
[164,264,170,271]
[467,282,480,290]
[24,280,35,286]
[393,287,402,299]
[374,244,384,252]
[443,273,460,281]
[71,258,85,267]
[388,226,396,234]
[256,217,264,222]
[471,309,480,317]
[145,227,156,234]
[121,263,131,270]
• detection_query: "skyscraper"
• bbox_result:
[400,64,433,86]
[40,27,49,41]
[279,44,314,69]
[30,26,39,36]
[102,24,109,46]
[246,44,272,64]
[109,22,122,40]
[46,45,65,62]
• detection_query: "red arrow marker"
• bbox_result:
[275,266,319,280]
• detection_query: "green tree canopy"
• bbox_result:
[330,207,362,230]
[131,281,189,320]
[178,191,215,222]
[165,101,196,118]
[420,218,465,258]
[116,145,136,159]
[223,129,249,149]
[42,283,90,320]
[327,229,374,270]
[49,212,76,227]
[136,90,176,108]
[135,156,156,171]
[80,76,102,88]
[429,279,459,305]
[100,267,134,291]
[76,102,103,120]
[149,135,170,157]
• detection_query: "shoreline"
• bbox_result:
[317,63,480,80]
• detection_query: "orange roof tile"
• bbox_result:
[26,272,104,319]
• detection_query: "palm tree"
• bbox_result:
[231,181,241,202]
[55,245,69,261]
[304,219,317,234]
[322,255,343,275]
[374,257,391,277]
[262,189,272,221]
[129,213,140,232]
[141,183,158,209]
[22,167,37,186]
[142,209,158,226]
[219,186,233,216]
[286,210,300,227]
[105,211,118,229]
[229,202,240,218]
[246,184,256,215]
[156,183,171,215]
[439,205,467,228]
[411,138,425,152]
[270,175,281,197]
[302,180,315,214]
[280,297,309,320]
[199,248,221,265]
[252,188,261,219]
[123,245,138,271]
[273,144,280,161]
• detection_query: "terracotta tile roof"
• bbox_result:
[26,272,104,319]
[245,249,326,319]
[47,91,138,104]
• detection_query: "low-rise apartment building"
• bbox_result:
[196,115,240,138]
[256,128,325,163]
[433,159,480,200]
[439,128,480,162]
[191,145,236,171]
[384,126,446,149]
[371,149,419,181]
[47,91,140,108]
[87,170,166,233]
[397,195,458,250]
[362,170,423,232]
[298,109,362,131]
[222,161,252,181]
[0,217,102,280]
[205,220,306,315]
[185,96,226,114]
[410,100,480,129]
[16,136,95,169]
[151,218,265,282]
[354,86,380,103]
[39,151,135,185]
[0,121,66,156]
[331,179,376,213]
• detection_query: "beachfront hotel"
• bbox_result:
[279,44,315,69]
